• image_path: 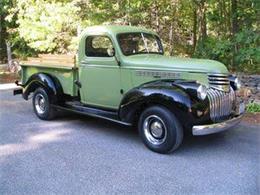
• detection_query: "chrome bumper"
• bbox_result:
[192,115,243,136]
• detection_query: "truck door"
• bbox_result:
[79,35,121,109]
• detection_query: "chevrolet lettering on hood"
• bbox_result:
[136,70,181,79]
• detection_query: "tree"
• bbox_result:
[2,0,259,72]
[0,0,15,62]
[6,0,81,54]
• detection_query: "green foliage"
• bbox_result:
[6,0,81,54]
[1,0,259,73]
[193,37,233,68]
[234,30,260,73]
[193,29,260,73]
[246,103,260,113]
[8,32,37,59]
[0,0,14,62]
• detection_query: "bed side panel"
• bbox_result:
[21,65,77,96]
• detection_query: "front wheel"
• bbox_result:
[32,87,56,120]
[138,106,183,154]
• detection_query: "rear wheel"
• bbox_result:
[138,106,183,154]
[32,87,56,120]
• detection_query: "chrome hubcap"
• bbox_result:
[35,94,46,114]
[150,121,163,138]
[143,115,167,145]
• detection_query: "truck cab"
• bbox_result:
[77,26,164,109]
[15,25,245,154]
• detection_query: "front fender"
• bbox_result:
[119,80,201,127]
[22,73,63,103]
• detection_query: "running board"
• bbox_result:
[52,102,132,126]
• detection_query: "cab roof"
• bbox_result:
[80,25,157,37]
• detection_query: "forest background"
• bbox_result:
[0,0,259,73]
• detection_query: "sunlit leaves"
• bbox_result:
[10,0,81,53]
[1,0,258,72]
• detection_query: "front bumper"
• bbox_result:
[192,114,243,136]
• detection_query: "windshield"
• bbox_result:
[117,33,164,56]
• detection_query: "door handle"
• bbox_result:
[81,61,89,65]
[153,75,161,79]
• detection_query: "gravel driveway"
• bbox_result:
[0,89,259,194]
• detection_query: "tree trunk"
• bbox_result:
[195,0,207,43]
[155,3,160,33]
[192,7,197,53]
[169,21,174,55]
[127,0,131,25]
[231,0,238,36]
[231,0,239,67]
[6,41,12,67]
[0,12,7,62]
[150,2,160,34]
[200,1,207,42]
[6,41,12,68]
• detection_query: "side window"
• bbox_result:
[85,36,114,57]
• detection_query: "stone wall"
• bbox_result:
[239,75,260,105]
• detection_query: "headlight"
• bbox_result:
[229,75,241,90]
[197,85,207,100]
[234,78,241,89]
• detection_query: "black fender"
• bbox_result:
[22,73,63,103]
[119,80,210,128]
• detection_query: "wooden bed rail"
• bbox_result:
[20,54,76,67]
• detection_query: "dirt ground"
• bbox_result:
[242,113,260,125]
[0,65,19,84]
[0,72,20,84]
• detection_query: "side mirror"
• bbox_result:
[107,48,115,57]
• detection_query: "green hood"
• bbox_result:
[123,54,228,74]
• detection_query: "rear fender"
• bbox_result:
[22,73,63,103]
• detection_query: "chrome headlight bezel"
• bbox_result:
[229,75,241,90]
[234,77,241,89]
[197,85,207,100]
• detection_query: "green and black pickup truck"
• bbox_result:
[14,25,245,153]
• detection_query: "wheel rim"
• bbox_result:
[143,115,167,145]
[35,94,46,114]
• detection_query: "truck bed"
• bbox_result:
[20,54,76,69]
[20,54,78,96]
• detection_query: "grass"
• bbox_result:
[246,103,260,113]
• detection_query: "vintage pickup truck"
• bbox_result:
[14,25,244,153]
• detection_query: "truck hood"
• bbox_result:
[123,54,228,74]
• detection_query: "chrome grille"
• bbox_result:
[207,87,235,122]
[208,74,230,92]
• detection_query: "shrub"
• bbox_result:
[246,103,260,113]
